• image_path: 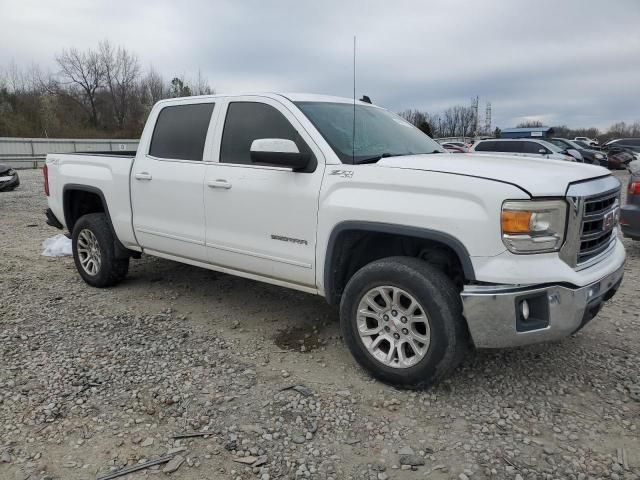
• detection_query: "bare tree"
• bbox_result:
[142,66,167,105]
[398,109,433,136]
[516,120,544,128]
[100,40,140,129]
[55,47,105,127]
[6,60,29,93]
[192,68,214,96]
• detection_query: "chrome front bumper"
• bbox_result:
[461,262,625,348]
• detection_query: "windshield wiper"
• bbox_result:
[354,150,444,164]
[354,152,408,164]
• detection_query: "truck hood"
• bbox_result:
[376,153,611,196]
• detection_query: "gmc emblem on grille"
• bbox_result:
[602,209,618,231]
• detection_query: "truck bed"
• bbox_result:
[46,152,138,248]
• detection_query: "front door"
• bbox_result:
[131,102,215,262]
[204,97,324,287]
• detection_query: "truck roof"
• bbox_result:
[155,92,374,107]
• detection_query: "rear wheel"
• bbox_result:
[340,257,469,388]
[72,213,129,287]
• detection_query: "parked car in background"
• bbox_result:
[603,138,640,155]
[620,160,640,240]
[471,139,577,162]
[574,136,599,147]
[606,146,636,170]
[439,141,467,148]
[574,139,600,150]
[548,138,608,166]
[0,164,20,191]
[442,143,469,153]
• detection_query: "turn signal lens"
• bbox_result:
[501,210,532,234]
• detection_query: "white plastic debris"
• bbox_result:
[42,234,72,257]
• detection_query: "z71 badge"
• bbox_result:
[329,169,354,178]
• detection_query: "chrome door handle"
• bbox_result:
[207,179,232,189]
[134,172,152,181]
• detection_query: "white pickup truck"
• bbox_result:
[44,93,625,388]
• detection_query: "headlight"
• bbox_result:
[501,200,567,253]
[595,153,604,159]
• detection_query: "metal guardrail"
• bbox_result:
[0,155,47,169]
[0,137,139,169]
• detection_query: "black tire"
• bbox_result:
[340,256,469,389]
[71,213,129,288]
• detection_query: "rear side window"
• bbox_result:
[474,141,496,151]
[220,102,311,166]
[523,142,546,154]
[149,103,214,161]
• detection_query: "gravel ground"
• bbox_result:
[1,169,639,480]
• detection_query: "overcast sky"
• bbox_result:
[1,0,639,129]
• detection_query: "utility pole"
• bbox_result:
[485,102,492,137]
[472,96,479,139]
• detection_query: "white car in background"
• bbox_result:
[471,138,579,161]
[574,136,599,147]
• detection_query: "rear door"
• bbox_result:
[131,101,216,262]
[203,96,324,287]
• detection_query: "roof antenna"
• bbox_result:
[352,35,356,164]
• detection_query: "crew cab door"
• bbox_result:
[131,101,216,261]
[204,97,324,287]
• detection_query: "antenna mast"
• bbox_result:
[352,35,356,163]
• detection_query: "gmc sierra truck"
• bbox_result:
[44,93,625,388]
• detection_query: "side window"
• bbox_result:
[474,141,495,151]
[149,103,214,161]
[496,141,521,153]
[523,142,545,154]
[220,102,312,166]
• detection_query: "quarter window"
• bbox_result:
[149,103,214,161]
[523,142,546,154]
[220,102,312,166]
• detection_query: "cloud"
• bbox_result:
[1,0,638,129]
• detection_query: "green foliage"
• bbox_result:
[416,121,432,136]
[169,77,192,98]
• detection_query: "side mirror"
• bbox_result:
[250,138,310,171]
[538,148,547,154]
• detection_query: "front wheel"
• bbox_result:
[72,213,129,288]
[340,257,469,389]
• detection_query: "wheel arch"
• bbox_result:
[62,184,131,259]
[323,221,476,305]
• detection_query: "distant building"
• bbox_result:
[500,127,554,139]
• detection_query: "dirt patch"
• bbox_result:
[274,326,323,353]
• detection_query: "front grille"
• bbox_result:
[577,190,619,265]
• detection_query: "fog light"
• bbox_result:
[521,299,530,320]
[516,293,549,332]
